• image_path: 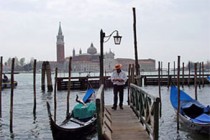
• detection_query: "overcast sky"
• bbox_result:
[0,0,209,67]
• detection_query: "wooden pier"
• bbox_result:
[105,105,150,140]
[142,74,210,86]
[56,74,210,90]
[56,76,113,90]
[96,84,160,140]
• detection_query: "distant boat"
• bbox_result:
[170,85,210,134]
[47,88,97,140]
[2,80,18,89]
[1,73,18,89]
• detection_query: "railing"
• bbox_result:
[96,84,112,140]
[129,83,160,140]
[56,76,112,90]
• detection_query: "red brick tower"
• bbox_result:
[56,22,65,62]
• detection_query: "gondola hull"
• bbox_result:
[170,86,210,134]
[47,102,97,140]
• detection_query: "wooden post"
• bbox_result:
[158,61,162,117]
[182,62,184,88]
[66,57,72,118]
[177,56,181,133]
[54,67,58,122]
[188,62,191,86]
[153,98,160,140]
[198,62,201,89]
[167,62,170,88]
[41,62,46,91]
[202,62,204,87]
[132,7,140,86]
[96,85,104,140]
[194,63,197,100]
[33,59,37,117]
[0,56,2,118]
[174,61,175,78]
[10,58,15,133]
[131,64,135,84]
[161,61,163,80]
[127,64,131,105]
[46,61,53,92]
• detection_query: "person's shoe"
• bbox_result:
[120,106,123,110]
[111,106,117,110]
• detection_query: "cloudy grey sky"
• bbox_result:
[0,0,209,67]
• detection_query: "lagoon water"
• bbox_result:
[0,73,209,140]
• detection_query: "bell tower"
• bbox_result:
[56,22,65,62]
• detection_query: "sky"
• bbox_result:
[0,0,209,68]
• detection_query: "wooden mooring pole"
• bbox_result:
[177,56,181,133]
[54,67,58,122]
[127,64,131,105]
[188,62,191,86]
[174,61,176,78]
[33,59,37,118]
[66,57,72,118]
[10,58,15,133]
[41,61,53,92]
[132,7,140,86]
[46,61,53,92]
[0,56,2,118]
[199,62,201,89]
[167,62,170,88]
[41,62,46,91]
[202,62,205,87]
[182,62,184,88]
[158,61,162,117]
[194,63,197,100]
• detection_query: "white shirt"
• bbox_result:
[111,70,128,85]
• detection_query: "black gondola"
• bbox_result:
[46,88,97,140]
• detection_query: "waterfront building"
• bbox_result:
[34,24,156,73]
[71,43,100,72]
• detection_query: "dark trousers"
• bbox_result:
[113,85,124,108]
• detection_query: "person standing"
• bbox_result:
[110,64,128,110]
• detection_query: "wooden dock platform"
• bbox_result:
[105,105,150,140]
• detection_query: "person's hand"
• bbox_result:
[118,79,124,82]
[114,78,124,82]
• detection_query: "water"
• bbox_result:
[0,73,209,140]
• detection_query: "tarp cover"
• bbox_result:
[73,102,96,120]
[193,114,210,123]
[83,88,95,103]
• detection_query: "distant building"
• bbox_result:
[56,22,65,62]
[71,43,100,72]
[54,24,156,73]
[139,59,156,71]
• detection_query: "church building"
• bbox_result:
[55,23,155,73]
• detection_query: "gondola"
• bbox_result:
[170,85,210,134]
[47,88,97,140]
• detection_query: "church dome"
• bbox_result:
[87,43,97,55]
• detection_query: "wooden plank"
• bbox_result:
[106,105,150,140]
